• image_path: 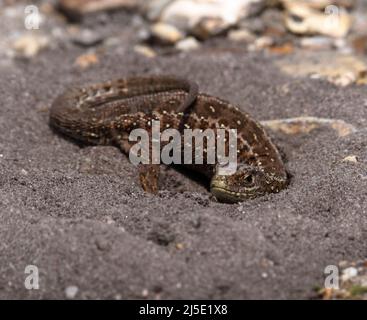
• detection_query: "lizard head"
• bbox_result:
[210,163,288,203]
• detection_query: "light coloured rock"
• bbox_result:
[134,45,157,57]
[261,117,357,137]
[151,22,184,44]
[141,288,149,297]
[333,38,348,50]
[192,17,227,39]
[12,35,49,58]
[74,52,99,69]
[228,29,255,43]
[71,28,103,47]
[248,36,273,51]
[332,71,356,87]
[283,1,352,38]
[143,0,175,21]
[175,37,200,51]
[59,0,140,18]
[282,0,333,10]
[65,285,79,299]
[342,155,358,163]
[282,0,356,10]
[276,51,367,87]
[157,0,265,33]
[341,267,358,282]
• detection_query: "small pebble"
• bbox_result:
[144,0,173,21]
[71,29,103,47]
[192,17,227,40]
[12,35,49,58]
[151,22,184,44]
[175,37,200,51]
[342,155,358,163]
[74,53,99,69]
[142,288,149,297]
[115,293,122,300]
[134,45,156,58]
[341,267,358,282]
[228,29,255,43]
[248,36,273,51]
[333,72,357,87]
[65,285,79,299]
[175,243,184,250]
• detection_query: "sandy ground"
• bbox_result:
[0,11,367,299]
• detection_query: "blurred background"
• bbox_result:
[1,0,367,87]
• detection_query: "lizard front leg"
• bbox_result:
[138,128,161,194]
[111,126,161,194]
[139,163,160,194]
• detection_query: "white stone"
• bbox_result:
[151,22,184,44]
[228,29,255,42]
[65,285,79,299]
[159,0,265,32]
[12,35,49,58]
[342,155,358,163]
[341,267,358,282]
[175,37,200,51]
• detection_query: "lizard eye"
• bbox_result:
[243,174,255,186]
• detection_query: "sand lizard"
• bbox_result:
[49,75,288,203]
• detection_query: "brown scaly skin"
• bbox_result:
[49,76,288,203]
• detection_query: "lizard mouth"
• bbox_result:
[210,178,251,203]
[210,186,244,203]
[210,179,260,203]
